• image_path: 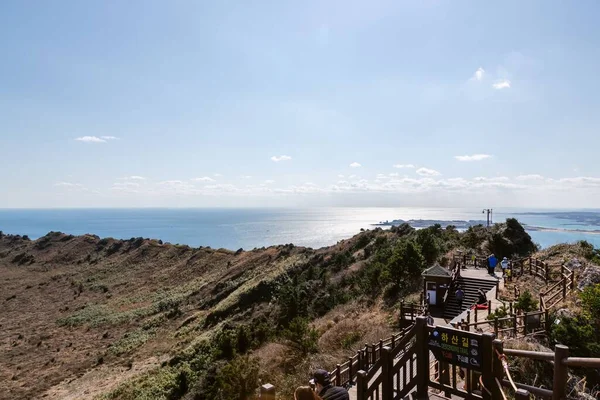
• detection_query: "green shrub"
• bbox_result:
[282,317,319,355]
[580,283,600,321]
[216,355,260,400]
[486,305,510,328]
[341,331,362,349]
[514,290,538,313]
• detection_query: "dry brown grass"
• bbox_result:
[252,300,397,400]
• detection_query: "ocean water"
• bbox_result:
[0,208,599,250]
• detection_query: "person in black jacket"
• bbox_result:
[310,369,349,400]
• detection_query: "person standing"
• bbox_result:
[500,257,509,277]
[455,286,465,311]
[310,369,349,400]
[488,254,498,276]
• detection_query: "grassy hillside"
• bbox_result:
[0,220,540,400]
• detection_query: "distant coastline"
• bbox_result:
[372,219,486,230]
[373,218,600,236]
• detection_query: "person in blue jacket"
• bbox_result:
[488,254,498,276]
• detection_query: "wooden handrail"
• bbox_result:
[503,348,554,361]
[562,357,600,368]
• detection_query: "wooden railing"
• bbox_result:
[356,324,418,400]
[399,301,427,324]
[495,340,600,399]
[454,254,488,269]
[540,264,575,309]
[456,308,549,339]
[260,316,600,400]
[327,324,416,388]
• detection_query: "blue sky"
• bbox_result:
[2,0,600,208]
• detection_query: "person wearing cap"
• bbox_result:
[500,257,509,277]
[310,369,349,400]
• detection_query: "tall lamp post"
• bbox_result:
[481,208,492,227]
[482,209,493,227]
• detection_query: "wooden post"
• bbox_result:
[391,333,396,348]
[373,343,378,363]
[467,310,471,326]
[440,361,450,397]
[528,257,532,274]
[475,306,478,323]
[481,333,495,400]
[545,309,551,333]
[488,300,492,316]
[562,277,567,300]
[348,357,353,384]
[495,279,500,299]
[381,346,393,400]
[515,388,531,399]
[260,383,276,400]
[570,270,575,290]
[552,345,569,400]
[513,313,518,337]
[492,339,504,400]
[400,301,404,324]
[364,344,369,369]
[415,316,429,398]
[356,370,367,400]
[336,364,341,386]
[494,317,499,337]
[509,302,513,315]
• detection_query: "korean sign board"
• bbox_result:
[428,326,483,371]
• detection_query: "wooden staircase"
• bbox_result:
[443,276,497,319]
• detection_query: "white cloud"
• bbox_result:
[111,182,140,193]
[53,182,95,192]
[271,155,292,162]
[416,168,441,177]
[75,136,106,143]
[338,174,345,178]
[492,80,511,89]
[349,162,362,168]
[100,136,118,140]
[389,173,399,177]
[516,174,544,181]
[119,175,146,181]
[472,67,485,81]
[264,180,275,184]
[474,176,509,182]
[240,175,252,179]
[393,164,415,169]
[214,173,223,177]
[455,154,492,162]
[54,182,85,189]
[192,176,215,182]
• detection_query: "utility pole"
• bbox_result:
[482,208,493,227]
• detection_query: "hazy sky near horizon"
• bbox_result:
[2,1,600,208]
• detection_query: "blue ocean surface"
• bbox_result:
[0,208,599,250]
